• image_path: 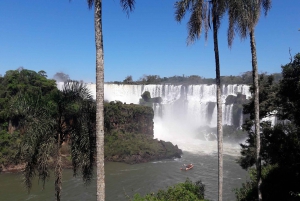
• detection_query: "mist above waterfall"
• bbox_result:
[57,82,250,155]
[102,84,250,154]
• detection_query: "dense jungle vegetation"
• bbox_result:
[0,69,59,169]
[234,53,300,201]
[0,68,183,171]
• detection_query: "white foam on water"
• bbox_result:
[154,117,242,157]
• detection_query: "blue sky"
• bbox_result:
[0,0,299,82]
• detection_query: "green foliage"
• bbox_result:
[234,165,274,201]
[235,164,300,201]
[237,53,300,200]
[0,130,21,167]
[0,68,58,130]
[0,68,96,200]
[109,72,282,85]
[123,75,133,84]
[104,100,181,163]
[239,55,300,170]
[141,91,151,101]
[278,53,300,125]
[243,73,278,121]
[14,81,96,191]
[104,101,154,135]
[104,132,181,164]
[239,73,280,169]
[131,178,208,201]
[138,75,162,85]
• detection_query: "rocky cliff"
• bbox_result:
[104,101,154,136]
[104,101,182,164]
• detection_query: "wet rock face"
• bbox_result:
[225,93,248,128]
[225,93,247,105]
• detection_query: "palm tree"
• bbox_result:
[85,1,135,200]
[16,81,96,201]
[227,0,272,200]
[175,1,226,200]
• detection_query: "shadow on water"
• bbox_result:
[0,151,247,201]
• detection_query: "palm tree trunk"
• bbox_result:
[94,0,105,201]
[55,134,62,201]
[250,27,262,201]
[212,2,223,201]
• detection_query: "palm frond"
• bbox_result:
[227,0,248,47]
[175,0,226,45]
[262,0,272,16]
[205,1,210,40]
[227,16,235,48]
[23,161,36,192]
[16,77,96,193]
[19,108,55,191]
[187,0,207,45]
[63,81,93,101]
[70,99,96,184]
[175,0,195,22]
[120,0,135,16]
[227,0,271,47]
[37,136,56,188]
[86,0,94,9]
[214,0,226,30]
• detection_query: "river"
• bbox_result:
[0,145,247,201]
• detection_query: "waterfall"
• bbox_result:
[102,83,250,128]
[223,104,233,125]
[57,82,251,141]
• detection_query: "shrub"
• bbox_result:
[131,178,209,201]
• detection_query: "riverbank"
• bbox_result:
[1,164,26,173]
[0,153,73,173]
[1,140,182,173]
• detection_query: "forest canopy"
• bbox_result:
[114,71,282,85]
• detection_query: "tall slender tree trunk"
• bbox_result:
[250,28,262,201]
[55,134,62,201]
[212,2,223,201]
[94,0,105,201]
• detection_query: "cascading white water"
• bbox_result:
[223,104,233,125]
[103,84,250,130]
[57,82,251,155]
